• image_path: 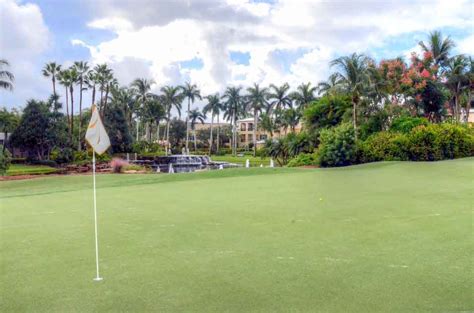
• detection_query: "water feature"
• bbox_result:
[150,155,239,173]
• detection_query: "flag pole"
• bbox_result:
[92,151,103,281]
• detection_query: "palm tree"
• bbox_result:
[444,55,470,122]
[181,82,202,153]
[110,86,137,127]
[419,30,455,68]
[160,86,183,154]
[246,83,269,156]
[131,78,156,141]
[94,64,114,114]
[85,70,98,106]
[330,53,370,140]
[67,67,79,143]
[203,93,221,154]
[141,99,165,142]
[0,59,14,91]
[189,109,206,151]
[318,74,341,97]
[290,82,317,110]
[259,112,276,138]
[222,86,244,156]
[281,108,301,133]
[72,61,90,150]
[268,83,292,112]
[42,62,61,106]
[58,69,72,131]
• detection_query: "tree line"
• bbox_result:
[1,31,472,160]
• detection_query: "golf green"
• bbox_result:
[1,159,473,312]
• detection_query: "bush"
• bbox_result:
[132,141,163,155]
[359,132,409,162]
[50,147,74,164]
[317,123,357,167]
[110,158,129,173]
[123,164,146,172]
[0,149,12,176]
[287,153,318,167]
[390,116,429,133]
[26,158,57,167]
[408,123,474,161]
[73,150,111,163]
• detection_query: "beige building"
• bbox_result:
[236,117,303,148]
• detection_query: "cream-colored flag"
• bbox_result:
[85,105,110,155]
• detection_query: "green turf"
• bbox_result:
[1,159,473,312]
[6,164,58,176]
[211,154,270,166]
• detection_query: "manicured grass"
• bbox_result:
[1,159,473,312]
[211,154,270,166]
[6,164,58,176]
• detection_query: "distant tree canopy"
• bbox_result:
[10,99,68,159]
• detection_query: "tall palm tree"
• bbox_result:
[246,83,269,156]
[189,109,206,151]
[203,93,221,155]
[290,82,317,110]
[181,82,202,153]
[419,30,455,68]
[0,59,14,91]
[73,61,90,150]
[330,53,370,140]
[141,99,165,142]
[58,69,72,132]
[444,55,470,122]
[67,67,79,143]
[42,62,61,106]
[85,70,98,106]
[131,78,156,141]
[222,86,244,156]
[94,64,114,114]
[268,83,292,113]
[110,86,137,127]
[160,85,183,154]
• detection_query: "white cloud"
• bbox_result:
[0,0,51,108]
[457,34,474,55]
[76,0,471,99]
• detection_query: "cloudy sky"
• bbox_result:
[0,0,472,112]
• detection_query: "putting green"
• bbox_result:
[1,159,473,312]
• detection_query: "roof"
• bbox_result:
[237,117,254,122]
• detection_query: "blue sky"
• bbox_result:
[1,0,472,111]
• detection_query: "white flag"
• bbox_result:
[85,105,110,155]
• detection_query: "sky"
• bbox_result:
[0,0,473,113]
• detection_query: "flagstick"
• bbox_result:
[92,151,103,281]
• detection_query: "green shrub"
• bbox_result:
[73,150,111,163]
[360,132,409,162]
[390,116,429,133]
[408,123,474,161]
[317,123,357,167]
[0,149,12,176]
[287,153,318,167]
[50,147,74,164]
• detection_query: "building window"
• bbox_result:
[240,134,246,143]
[260,134,267,140]
[240,123,246,131]
[248,134,253,142]
[248,123,253,131]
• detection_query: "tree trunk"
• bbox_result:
[185,98,190,151]
[157,123,160,142]
[352,98,358,141]
[70,86,74,144]
[52,78,57,109]
[65,87,70,137]
[103,85,109,118]
[194,129,197,152]
[231,111,236,156]
[166,112,171,155]
[253,109,257,157]
[209,113,214,155]
[216,114,220,153]
[92,85,96,106]
[78,80,83,151]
